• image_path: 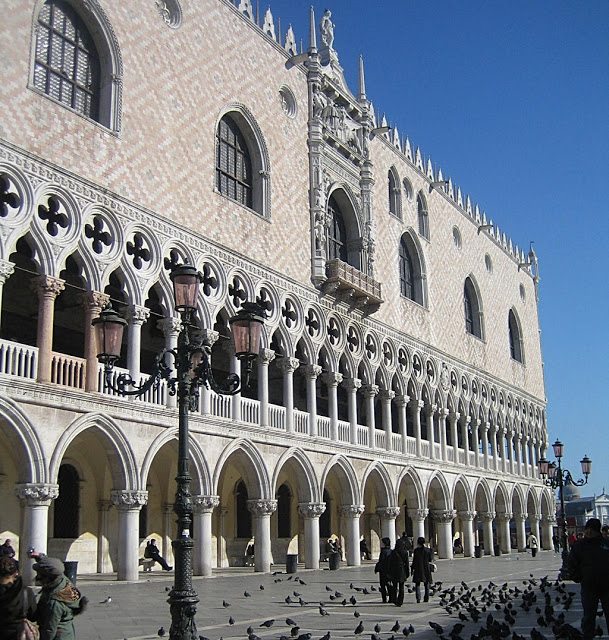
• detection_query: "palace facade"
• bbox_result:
[0,0,554,583]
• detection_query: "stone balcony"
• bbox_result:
[323,259,383,311]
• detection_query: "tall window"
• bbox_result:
[235,480,252,538]
[34,1,100,120]
[398,233,425,305]
[508,309,524,363]
[276,484,291,538]
[417,193,429,240]
[327,195,348,262]
[53,463,79,538]
[399,237,414,299]
[464,277,483,338]
[388,169,400,218]
[216,115,253,208]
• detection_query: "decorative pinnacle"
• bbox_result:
[309,5,317,51]
[358,54,366,101]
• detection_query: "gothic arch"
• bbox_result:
[426,471,451,510]
[452,475,473,511]
[396,466,424,509]
[212,438,271,500]
[320,455,360,506]
[361,461,395,507]
[271,447,320,504]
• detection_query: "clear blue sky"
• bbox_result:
[264,0,609,493]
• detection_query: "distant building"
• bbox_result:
[564,490,609,531]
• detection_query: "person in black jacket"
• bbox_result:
[144,539,172,571]
[411,536,433,603]
[0,556,37,640]
[387,538,410,606]
[567,518,609,640]
[374,537,393,603]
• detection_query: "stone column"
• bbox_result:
[471,420,480,468]
[379,389,395,452]
[534,442,541,479]
[449,412,460,463]
[200,329,219,416]
[408,508,428,542]
[497,512,512,554]
[83,291,110,392]
[500,429,507,473]
[461,414,471,466]
[458,510,476,557]
[343,377,361,445]
[303,364,322,437]
[0,260,15,312]
[125,305,150,391]
[439,408,449,461]
[278,357,300,433]
[481,422,490,469]
[432,510,456,559]
[362,384,379,449]
[516,437,523,476]
[298,502,326,569]
[412,400,423,457]
[529,512,541,546]
[340,505,365,566]
[247,499,277,573]
[541,514,555,551]
[427,404,436,460]
[217,507,228,568]
[15,483,58,585]
[162,503,174,562]
[491,425,499,471]
[96,499,112,573]
[479,511,495,555]
[395,394,409,454]
[323,372,343,441]
[192,495,219,576]
[376,506,400,548]
[111,490,148,581]
[32,275,65,383]
[508,431,515,474]
[230,351,242,422]
[257,348,275,427]
[514,513,527,551]
[158,316,182,409]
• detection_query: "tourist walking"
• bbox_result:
[567,518,609,640]
[0,556,37,640]
[526,532,539,557]
[374,537,393,603]
[387,537,409,606]
[411,536,433,603]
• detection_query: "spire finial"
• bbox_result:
[309,5,317,51]
[358,55,366,101]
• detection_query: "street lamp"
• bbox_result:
[538,439,592,580]
[92,263,265,640]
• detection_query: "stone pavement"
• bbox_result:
[63,551,601,640]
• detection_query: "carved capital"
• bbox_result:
[449,411,461,422]
[97,499,113,512]
[200,328,219,347]
[514,513,528,523]
[529,512,541,522]
[126,305,150,325]
[302,364,323,380]
[157,316,182,338]
[111,490,148,510]
[258,348,276,365]
[394,394,410,408]
[322,371,343,387]
[193,495,220,514]
[298,502,326,519]
[478,511,496,522]
[82,290,110,313]
[376,506,400,520]
[0,259,15,283]
[342,377,362,391]
[408,508,429,522]
[340,504,365,518]
[457,510,476,522]
[277,357,300,375]
[542,514,557,524]
[431,509,456,524]
[15,483,59,506]
[362,384,379,398]
[247,499,277,516]
[379,389,396,402]
[32,275,65,300]
[497,512,513,522]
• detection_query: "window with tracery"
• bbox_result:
[327,195,347,262]
[508,309,524,363]
[464,277,482,338]
[399,233,425,305]
[216,115,253,208]
[399,237,415,299]
[417,193,429,240]
[34,1,100,121]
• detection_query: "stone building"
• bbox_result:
[0,0,554,583]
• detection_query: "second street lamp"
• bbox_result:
[92,263,265,640]
[538,439,592,580]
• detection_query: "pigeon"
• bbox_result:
[374,624,381,634]
[228,617,235,625]
[158,628,166,638]
[293,591,302,597]
[350,596,357,605]
[320,633,331,640]
[285,596,293,604]
[247,627,254,635]
[354,621,364,635]
[298,579,307,585]
[319,605,329,616]
[354,611,361,618]
[260,620,275,628]
[298,598,307,607]
[165,586,171,592]
[291,627,300,637]
[249,634,262,640]
[286,618,297,626]
[391,621,400,633]
[260,585,265,590]
[297,635,311,640]
[244,591,251,597]
[223,600,231,608]
[99,596,112,605]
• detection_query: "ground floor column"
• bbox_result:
[193,496,219,576]
[458,510,476,557]
[217,507,228,568]
[377,506,400,548]
[529,513,541,547]
[541,514,555,550]
[480,511,495,555]
[248,499,277,573]
[408,508,428,543]
[15,483,58,585]
[515,513,527,551]
[497,512,512,554]
[96,499,112,573]
[298,502,325,569]
[341,505,365,566]
[432,510,455,559]
[111,490,148,581]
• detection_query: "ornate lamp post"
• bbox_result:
[92,263,265,640]
[538,439,592,579]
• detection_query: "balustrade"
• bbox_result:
[0,339,37,379]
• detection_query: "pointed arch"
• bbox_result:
[399,230,427,306]
[212,438,271,500]
[426,471,451,510]
[416,191,429,239]
[326,186,362,270]
[361,461,395,507]
[508,308,524,363]
[464,275,484,339]
[320,455,360,505]
[396,466,425,509]
[452,475,473,512]
[388,166,401,219]
[271,447,320,504]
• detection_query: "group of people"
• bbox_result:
[375,534,434,606]
[0,550,87,640]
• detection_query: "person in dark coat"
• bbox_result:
[411,536,432,603]
[0,540,15,559]
[567,518,609,640]
[387,537,410,606]
[374,537,393,603]
[0,556,37,640]
[144,539,172,571]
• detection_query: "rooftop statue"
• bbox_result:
[320,9,334,49]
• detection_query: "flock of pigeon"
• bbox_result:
[147,571,597,640]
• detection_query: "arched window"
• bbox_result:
[327,194,348,263]
[276,484,291,539]
[388,169,401,218]
[508,309,524,363]
[235,480,252,538]
[398,233,426,306]
[417,192,429,240]
[53,463,79,538]
[464,277,483,339]
[34,1,101,120]
[216,114,253,209]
